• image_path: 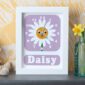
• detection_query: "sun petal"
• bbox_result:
[28,30,36,36]
[48,25,54,29]
[31,37,36,42]
[48,37,54,41]
[28,33,34,37]
[45,39,50,45]
[51,29,56,32]
[38,16,46,27]
[34,39,38,45]
[42,16,46,26]
[28,24,35,29]
[39,18,42,27]
[29,29,34,32]
[45,19,51,28]
[51,34,56,37]
[48,30,56,37]
[34,21,39,28]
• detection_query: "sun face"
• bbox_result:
[36,27,48,39]
[27,16,56,48]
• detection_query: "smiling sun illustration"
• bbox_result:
[27,16,56,50]
[36,27,48,39]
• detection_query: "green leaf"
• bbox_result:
[41,43,43,48]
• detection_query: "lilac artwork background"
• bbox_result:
[24,14,61,51]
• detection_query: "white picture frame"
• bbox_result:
[16,7,69,75]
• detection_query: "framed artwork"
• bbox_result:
[16,7,69,75]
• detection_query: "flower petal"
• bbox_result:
[39,18,42,27]
[45,19,51,28]
[31,38,36,41]
[48,37,54,41]
[29,29,34,32]
[34,21,39,28]
[28,33,34,37]
[45,39,50,45]
[42,16,46,27]
[27,24,35,29]
[34,39,38,45]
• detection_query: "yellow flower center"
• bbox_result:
[36,27,48,39]
[75,28,81,33]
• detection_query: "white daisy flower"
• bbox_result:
[27,16,56,48]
